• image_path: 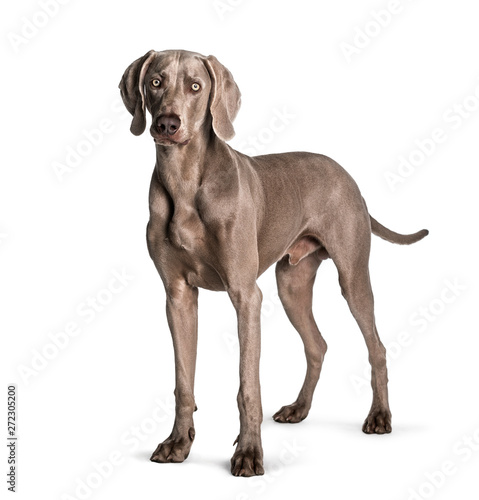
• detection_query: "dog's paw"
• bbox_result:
[362,409,392,434]
[231,442,264,477]
[273,402,309,423]
[150,428,195,463]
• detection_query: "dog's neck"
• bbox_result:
[154,129,227,202]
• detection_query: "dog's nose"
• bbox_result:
[157,114,181,136]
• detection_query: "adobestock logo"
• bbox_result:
[385,77,479,191]
[408,279,466,333]
[51,98,128,183]
[212,0,248,20]
[350,278,466,395]
[0,231,8,247]
[340,0,417,63]
[405,426,479,500]
[61,394,175,500]
[236,107,295,156]
[17,268,134,385]
[60,452,124,500]
[7,0,72,54]
[52,121,114,182]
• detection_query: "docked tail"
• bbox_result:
[370,216,429,245]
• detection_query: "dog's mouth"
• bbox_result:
[151,131,190,147]
[154,137,190,146]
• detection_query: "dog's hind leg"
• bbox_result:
[273,251,327,423]
[329,216,392,434]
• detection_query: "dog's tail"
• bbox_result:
[370,216,429,245]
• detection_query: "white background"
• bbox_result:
[2,0,479,499]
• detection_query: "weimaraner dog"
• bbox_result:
[119,49,428,477]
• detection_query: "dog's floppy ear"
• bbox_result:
[119,50,156,136]
[203,55,241,142]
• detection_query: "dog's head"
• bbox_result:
[119,50,241,146]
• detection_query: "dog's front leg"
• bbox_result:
[229,284,265,477]
[150,280,198,463]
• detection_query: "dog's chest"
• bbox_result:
[167,208,205,251]
[165,183,228,253]
[149,173,234,291]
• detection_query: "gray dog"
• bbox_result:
[119,49,428,477]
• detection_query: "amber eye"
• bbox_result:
[151,79,161,87]
[191,82,200,92]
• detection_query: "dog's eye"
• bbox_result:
[191,82,201,92]
[151,79,161,87]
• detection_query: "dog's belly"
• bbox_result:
[159,220,330,292]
